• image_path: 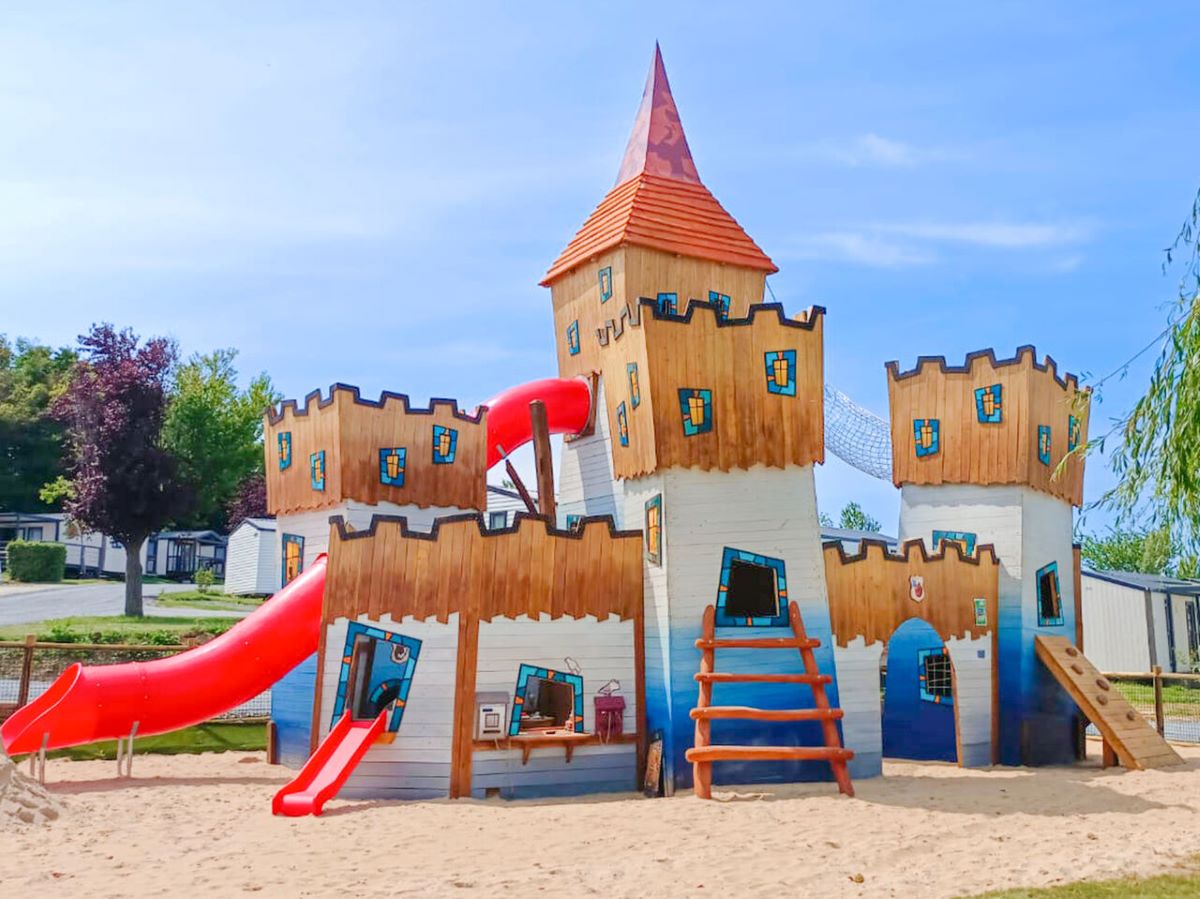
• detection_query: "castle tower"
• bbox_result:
[543,47,837,792]
[886,348,1090,765]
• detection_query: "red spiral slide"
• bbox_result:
[1,377,593,758]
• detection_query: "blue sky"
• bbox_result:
[3,2,1197,532]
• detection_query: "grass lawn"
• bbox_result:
[155,590,266,611]
[971,866,1200,897]
[0,615,242,644]
[26,722,268,761]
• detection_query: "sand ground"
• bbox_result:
[3,742,1199,898]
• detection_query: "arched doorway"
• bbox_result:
[882,618,957,762]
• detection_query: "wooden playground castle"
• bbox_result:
[264,45,1182,806]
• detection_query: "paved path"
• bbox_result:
[0,582,252,626]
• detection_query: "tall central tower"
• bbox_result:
[542,47,839,792]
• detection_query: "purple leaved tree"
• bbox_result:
[54,325,193,616]
[225,474,267,531]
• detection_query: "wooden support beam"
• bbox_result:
[529,400,557,521]
[502,458,538,517]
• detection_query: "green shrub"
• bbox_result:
[5,540,66,583]
[194,568,215,593]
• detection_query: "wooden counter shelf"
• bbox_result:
[472,732,638,764]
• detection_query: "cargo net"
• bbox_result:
[824,384,893,481]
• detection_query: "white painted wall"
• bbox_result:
[224,520,278,595]
[557,377,621,527]
[1081,574,1153,672]
[945,631,993,768]
[832,637,884,778]
[318,613,460,800]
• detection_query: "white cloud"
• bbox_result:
[872,220,1092,248]
[790,134,949,168]
[785,232,937,267]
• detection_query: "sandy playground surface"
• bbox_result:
[3,742,1200,898]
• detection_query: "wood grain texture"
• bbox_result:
[322,513,645,625]
[823,539,1000,648]
[886,347,1090,505]
[263,385,487,516]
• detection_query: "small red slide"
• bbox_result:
[272,709,388,816]
[1,557,327,756]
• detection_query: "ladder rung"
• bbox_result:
[690,706,844,722]
[695,637,821,650]
[686,745,855,763]
[694,672,831,685]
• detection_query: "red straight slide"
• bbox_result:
[0,557,327,756]
[272,709,387,816]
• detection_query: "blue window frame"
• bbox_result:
[566,320,581,356]
[627,362,641,409]
[975,384,1002,423]
[913,419,940,457]
[616,401,629,446]
[510,663,585,736]
[331,622,422,733]
[678,388,713,436]
[598,266,613,303]
[565,514,583,531]
[281,533,304,586]
[1037,425,1052,466]
[379,447,407,487]
[432,425,458,464]
[708,290,731,320]
[932,530,976,557]
[656,292,678,315]
[715,547,789,627]
[1068,415,1081,452]
[310,450,326,491]
[918,648,954,704]
[1037,561,1064,627]
[277,432,292,471]
[764,350,797,396]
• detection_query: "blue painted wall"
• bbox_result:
[270,652,317,769]
[882,618,956,762]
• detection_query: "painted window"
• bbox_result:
[282,533,304,586]
[616,401,629,446]
[510,664,584,736]
[566,320,581,356]
[678,388,713,436]
[627,362,641,408]
[932,529,976,557]
[565,514,583,531]
[1068,414,1081,452]
[913,418,940,457]
[918,648,954,704]
[487,511,508,530]
[277,431,292,470]
[331,622,422,733]
[764,349,797,396]
[715,547,788,627]
[432,425,458,464]
[645,494,662,565]
[598,266,613,303]
[310,450,326,491]
[1037,561,1064,626]
[379,447,407,487]
[1037,425,1052,466]
[656,292,678,315]
[708,290,731,320]
[975,384,1002,423]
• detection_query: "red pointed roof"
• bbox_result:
[542,46,776,286]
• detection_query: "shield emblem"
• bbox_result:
[909,575,925,603]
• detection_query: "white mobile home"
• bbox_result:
[224,518,279,596]
[485,484,536,529]
[1081,569,1200,673]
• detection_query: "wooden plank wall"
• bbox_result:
[263,386,487,516]
[322,514,644,625]
[886,347,1089,506]
[823,540,1000,648]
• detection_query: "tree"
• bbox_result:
[838,501,882,533]
[226,473,267,530]
[1080,528,1172,575]
[54,325,192,616]
[0,337,75,511]
[162,349,278,531]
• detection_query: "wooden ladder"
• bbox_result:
[686,601,855,799]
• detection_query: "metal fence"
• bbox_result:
[1092,668,1200,743]
[0,638,270,727]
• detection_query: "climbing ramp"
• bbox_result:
[1035,636,1183,770]
[686,602,855,798]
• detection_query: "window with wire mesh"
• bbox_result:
[918,648,953,704]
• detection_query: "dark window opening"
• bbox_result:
[1037,563,1062,625]
[724,559,779,619]
[350,638,377,720]
[517,677,575,732]
[922,651,953,700]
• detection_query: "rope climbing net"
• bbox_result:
[823,384,893,481]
